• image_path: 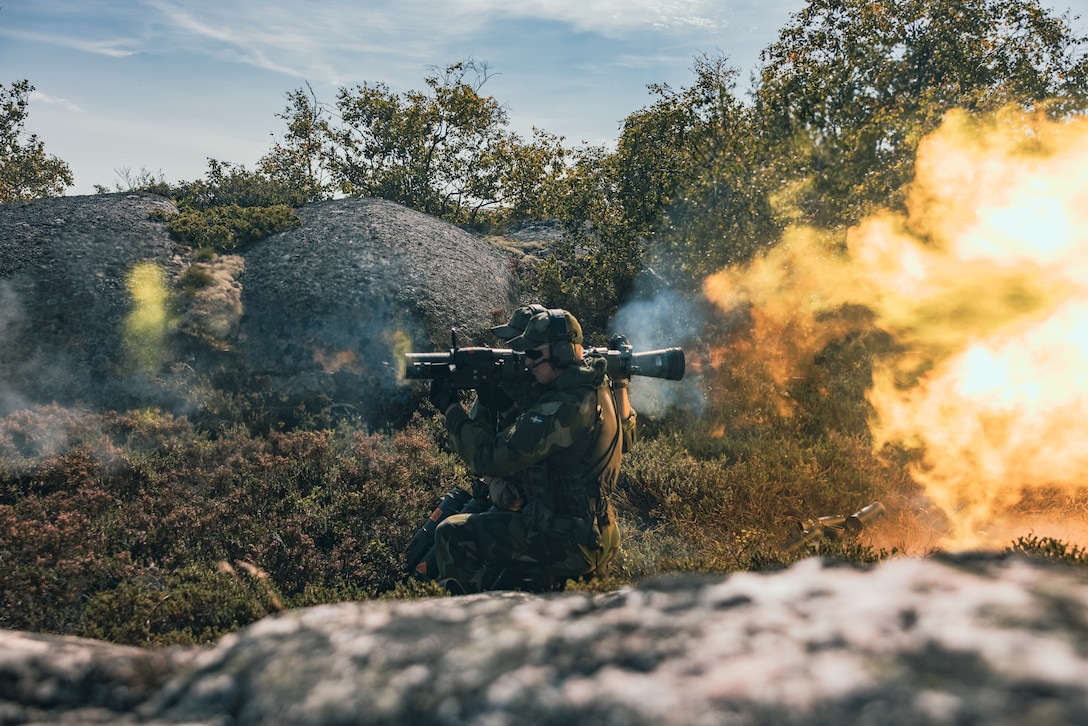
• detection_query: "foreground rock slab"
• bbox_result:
[3,554,1088,725]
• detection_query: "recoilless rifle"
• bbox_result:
[404,330,686,387]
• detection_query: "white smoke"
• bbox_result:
[610,287,709,417]
[0,280,32,417]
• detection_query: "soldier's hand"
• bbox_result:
[608,335,632,388]
[429,379,457,415]
[608,334,630,351]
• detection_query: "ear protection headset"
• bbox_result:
[545,308,579,368]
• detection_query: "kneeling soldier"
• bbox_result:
[428,309,622,593]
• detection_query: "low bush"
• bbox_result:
[0,407,462,644]
[151,203,301,252]
[0,323,1076,646]
[1007,535,1088,568]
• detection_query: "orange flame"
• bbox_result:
[704,106,1088,550]
[862,108,1088,548]
[313,349,361,374]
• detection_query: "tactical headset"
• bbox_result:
[544,308,580,368]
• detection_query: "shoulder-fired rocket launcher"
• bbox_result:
[403,331,685,389]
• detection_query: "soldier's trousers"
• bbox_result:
[434,510,619,594]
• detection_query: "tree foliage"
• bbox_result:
[529,54,764,326]
[641,54,780,288]
[754,0,1088,228]
[0,80,73,202]
[258,83,336,204]
[173,158,313,210]
[265,60,568,227]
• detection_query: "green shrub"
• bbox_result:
[79,564,281,646]
[178,264,214,292]
[155,203,301,252]
[1007,535,1088,568]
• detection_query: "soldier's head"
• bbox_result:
[490,303,547,342]
[508,309,584,382]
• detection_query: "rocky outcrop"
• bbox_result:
[0,193,181,417]
[3,554,1088,725]
[0,194,519,424]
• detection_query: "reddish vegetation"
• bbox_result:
[0,405,458,645]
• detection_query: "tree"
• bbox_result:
[258,83,335,204]
[531,53,771,323]
[754,0,1088,228]
[636,54,779,287]
[0,80,73,202]
[462,126,570,225]
[314,60,564,225]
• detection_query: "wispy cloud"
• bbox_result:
[0,28,138,58]
[444,0,730,35]
[139,1,437,83]
[136,0,731,85]
[29,90,85,113]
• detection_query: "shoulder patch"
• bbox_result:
[507,409,554,453]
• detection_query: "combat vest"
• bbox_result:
[521,357,622,550]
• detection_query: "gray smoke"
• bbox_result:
[610,287,709,417]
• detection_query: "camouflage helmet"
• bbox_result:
[491,303,547,341]
[507,309,583,363]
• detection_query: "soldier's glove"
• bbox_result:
[429,379,457,414]
[476,384,516,415]
[471,477,491,501]
[608,334,630,350]
[608,335,632,389]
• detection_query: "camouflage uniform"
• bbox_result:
[467,305,547,512]
[435,313,623,593]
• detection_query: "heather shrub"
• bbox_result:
[78,564,281,646]
[0,315,922,647]
[0,406,465,644]
[616,425,903,575]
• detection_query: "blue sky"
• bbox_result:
[4,0,1088,196]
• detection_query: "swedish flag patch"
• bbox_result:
[509,409,553,452]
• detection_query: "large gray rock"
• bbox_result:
[0,194,518,424]
[236,198,517,420]
[0,193,181,414]
[3,554,1088,725]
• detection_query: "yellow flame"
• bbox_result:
[390,329,413,383]
[862,109,1088,548]
[704,106,1088,549]
[123,261,171,371]
[704,226,857,394]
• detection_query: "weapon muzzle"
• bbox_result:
[626,347,686,380]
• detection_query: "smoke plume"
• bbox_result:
[611,288,710,417]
